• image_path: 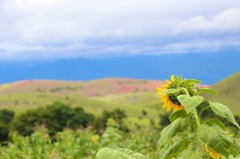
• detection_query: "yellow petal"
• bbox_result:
[166,80,171,84]
[162,102,169,109]
[160,98,165,102]
[174,105,183,111]
[171,74,175,81]
[156,87,163,91]
[173,105,178,111]
[205,145,221,159]
[161,95,169,100]
[166,104,173,111]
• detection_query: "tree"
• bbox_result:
[93,109,129,133]
[13,102,94,136]
[0,109,15,142]
[0,109,15,125]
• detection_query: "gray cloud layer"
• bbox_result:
[0,0,240,61]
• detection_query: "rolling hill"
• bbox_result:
[206,71,240,114]
[0,78,166,122]
[0,71,239,122]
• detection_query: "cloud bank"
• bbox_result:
[0,0,240,61]
[174,8,240,34]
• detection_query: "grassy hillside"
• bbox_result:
[0,73,239,122]
[206,71,240,114]
[0,78,164,123]
[0,78,163,97]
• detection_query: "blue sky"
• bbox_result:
[0,0,240,61]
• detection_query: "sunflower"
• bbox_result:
[156,75,184,112]
[205,145,221,159]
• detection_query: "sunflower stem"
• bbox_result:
[182,88,190,96]
[183,88,200,126]
[199,106,211,118]
[193,109,201,126]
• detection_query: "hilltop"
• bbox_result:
[0,78,164,97]
[0,72,239,120]
[0,78,166,122]
[206,71,240,114]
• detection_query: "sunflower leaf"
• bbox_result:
[156,88,179,96]
[177,95,203,114]
[174,76,183,86]
[184,79,201,84]
[230,139,240,157]
[169,110,187,122]
[196,88,217,95]
[197,124,233,156]
[158,118,190,146]
[179,150,208,159]
[206,118,226,131]
[209,102,240,129]
[96,147,149,159]
[162,139,191,159]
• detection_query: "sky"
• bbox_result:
[0,0,240,61]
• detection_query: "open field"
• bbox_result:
[0,72,239,120]
[0,74,240,159]
[0,78,165,125]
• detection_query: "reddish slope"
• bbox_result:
[0,78,166,97]
[0,78,207,97]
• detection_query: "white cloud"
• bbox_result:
[173,8,240,34]
[159,40,240,53]
[0,0,240,61]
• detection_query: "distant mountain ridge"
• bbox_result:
[0,52,239,84]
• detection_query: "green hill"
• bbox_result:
[1,73,239,123]
[206,71,240,115]
[0,78,164,124]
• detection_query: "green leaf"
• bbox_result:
[96,147,149,159]
[184,79,201,84]
[174,76,183,86]
[156,88,179,96]
[190,120,198,132]
[162,140,191,159]
[169,110,187,122]
[177,95,203,114]
[158,118,190,146]
[179,150,208,159]
[196,88,217,95]
[209,102,240,129]
[206,118,226,130]
[230,139,240,157]
[181,79,201,89]
[197,124,233,156]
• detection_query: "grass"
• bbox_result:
[0,84,10,91]
[0,90,161,121]
[0,73,239,122]
[205,71,240,114]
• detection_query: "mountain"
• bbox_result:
[206,71,240,114]
[0,52,239,84]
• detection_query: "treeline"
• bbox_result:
[0,102,128,143]
[1,101,239,144]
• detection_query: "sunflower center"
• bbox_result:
[167,83,182,106]
[168,94,181,106]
